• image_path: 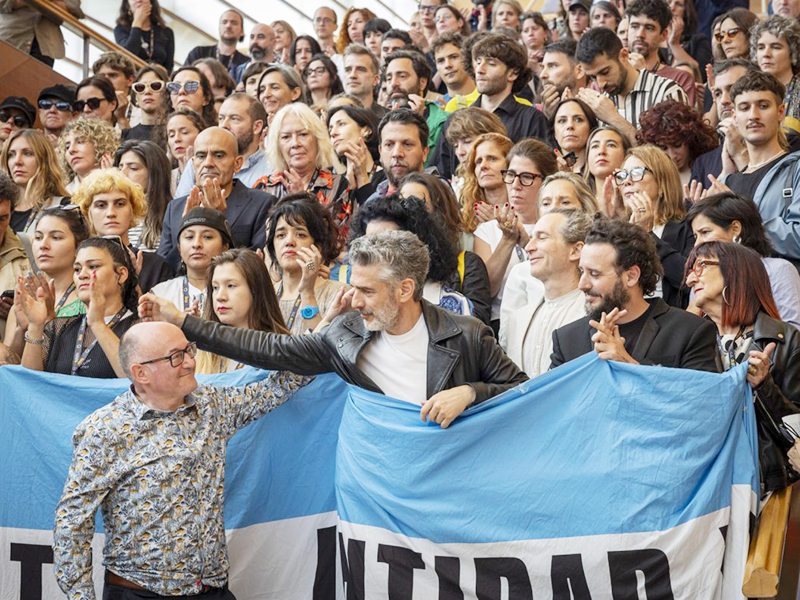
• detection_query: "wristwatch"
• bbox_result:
[300,305,320,319]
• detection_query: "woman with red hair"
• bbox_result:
[335,8,376,53]
[637,99,718,185]
[685,241,800,492]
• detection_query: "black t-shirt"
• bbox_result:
[618,301,657,355]
[726,153,787,201]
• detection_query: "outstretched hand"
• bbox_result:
[420,384,476,429]
[138,293,186,326]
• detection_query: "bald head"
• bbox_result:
[119,322,187,378]
[192,127,244,188]
[250,23,276,60]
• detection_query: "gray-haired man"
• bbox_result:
[140,230,526,428]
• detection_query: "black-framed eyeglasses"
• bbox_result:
[38,99,72,112]
[0,111,29,127]
[132,80,166,94]
[714,27,741,42]
[73,97,105,112]
[502,169,543,187]
[305,66,327,77]
[167,81,201,95]
[613,166,651,185]
[690,259,720,277]
[139,342,197,368]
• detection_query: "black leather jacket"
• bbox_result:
[182,300,528,403]
[750,311,800,419]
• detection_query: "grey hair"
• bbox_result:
[349,230,430,301]
[548,208,593,245]
[751,15,800,73]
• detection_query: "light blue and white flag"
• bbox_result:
[0,354,757,600]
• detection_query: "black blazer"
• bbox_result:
[157,180,275,269]
[657,219,695,309]
[550,298,720,372]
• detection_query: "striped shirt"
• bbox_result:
[610,69,687,129]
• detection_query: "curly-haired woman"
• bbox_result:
[636,99,718,185]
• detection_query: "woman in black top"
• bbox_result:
[18,237,139,378]
[114,0,175,71]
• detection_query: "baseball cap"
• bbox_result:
[179,207,235,249]
[568,0,592,11]
[0,96,35,126]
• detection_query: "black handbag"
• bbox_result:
[754,390,799,494]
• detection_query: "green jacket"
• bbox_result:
[425,101,449,167]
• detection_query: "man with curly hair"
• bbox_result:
[550,216,719,372]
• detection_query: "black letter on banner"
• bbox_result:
[10,543,54,600]
[435,556,464,600]
[313,526,336,600]
[338,533,366,600]
[608,549,674,600]
[551,554,592,599]
[377,544,425,600]
[475,557,533,600]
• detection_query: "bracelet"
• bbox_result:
[24,331,45,345]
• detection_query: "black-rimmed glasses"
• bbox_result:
[501,169,543,187]
[139,342,197,368]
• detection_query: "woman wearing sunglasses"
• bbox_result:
[74,77,118,126]
[3,206,88,354]
[195,249,289,373]
[714,8,758,59]
[16,236,139,378]
[58,118,120,193]
[615,145,693,308]
[74,168,174,293]
[303,54,344,114]
[113,0,175,71]
[0,129,69,234]
[122,64,170,147]
[168,67,216,129]
[684,241,800,493]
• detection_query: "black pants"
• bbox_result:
[103,584,236,600]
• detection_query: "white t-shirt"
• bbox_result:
[356,314,429,405]
[150,276,206,313]
[475,219,536,320]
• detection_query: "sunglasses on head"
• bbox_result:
[73,97,105,112]
[132,80,166,94]
[38,99,72,112]
[0,112,29,127]
[167,81,201,95]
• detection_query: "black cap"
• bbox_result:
[178,207,235,249]
[568,0,591,11]
[38,84,76,104]
[0,96,35,126]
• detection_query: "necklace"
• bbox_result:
[745,150,786,173]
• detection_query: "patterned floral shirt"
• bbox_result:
[53,370,312,599]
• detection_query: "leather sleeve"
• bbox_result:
[461,251,492,326]
[549,328,566,370]
[468,321,528,403]
[758,341,800,417]
[182,315,335,375]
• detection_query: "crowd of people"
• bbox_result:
[3,0,800,597]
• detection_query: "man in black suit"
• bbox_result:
[157,127,274,269]
[550,216,719,372]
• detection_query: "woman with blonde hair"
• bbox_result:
[195,249,289,373]
[58,117,120,193]
[1,128,69,233]
[492,0,524,31]
[336,8,376,53]
[271,20,297,65]
[461,133,514,234]
[255,103,350,238]
[538,172,599,216]
[615,144,693,307]
[73,167,173,292]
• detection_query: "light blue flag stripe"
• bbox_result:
[335,354,758,543]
